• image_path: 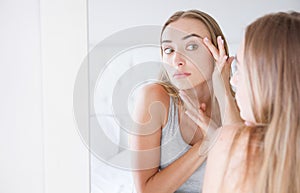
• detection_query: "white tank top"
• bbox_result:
[160,96,206,193]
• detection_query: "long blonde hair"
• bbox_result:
[158,10,229,104]
[235,11,300,193]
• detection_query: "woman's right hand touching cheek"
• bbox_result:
[203,36,234,100]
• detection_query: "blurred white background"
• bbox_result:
[0,0,299,193]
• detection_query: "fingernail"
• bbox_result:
[204,37,208,42]
[218,36,224,44]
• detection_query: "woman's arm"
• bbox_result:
[203,36,242,125]
[130,83,206,193]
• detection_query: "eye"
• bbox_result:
[186,44,198,51]
[163,47,174,54]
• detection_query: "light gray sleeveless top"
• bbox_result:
[160,96,206,193]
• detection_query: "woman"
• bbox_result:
[130,10,229,193]
[185,11,300,193]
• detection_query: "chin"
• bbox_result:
[175,84,193,90]
[171,80,192,90]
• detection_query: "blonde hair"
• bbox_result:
[233,11,300,193]
[157,10,229,104]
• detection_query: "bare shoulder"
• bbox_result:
[133,83,170,126]
[204,124,250,193]
[209,124,249,162]
[137,83,170,104]
[217,125,238,141]
[210,125,240,152]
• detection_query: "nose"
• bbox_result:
[173,51,186,68]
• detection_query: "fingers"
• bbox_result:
[179,90,199,108]
[179,91,208,119]
[204,36,230,72]
[227,56,235,67]
[185,110,206,129]
[222,56,235,77]
[179,91,207,121]
[217,36,226,59]
[203,36,227,59]
[228,56,235,63]
[203,37,219,60]
[200,103,206,112]
[217,36,228,70]
[185,109,216,136]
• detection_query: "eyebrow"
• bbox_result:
[161,33,203,44]
[161,40,172,44]
[182,33,203,40]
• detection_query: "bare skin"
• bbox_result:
[130,84,207,193]
[130,18,220,193]
[184,36,248,193]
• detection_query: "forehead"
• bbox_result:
[162,18,211,40]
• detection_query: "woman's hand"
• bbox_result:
[179,90,219,155]
[203,36,242,125]
[203,36,234,100]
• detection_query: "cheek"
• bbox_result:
[235,80,253,122]
[162,55,170,65]
[235,84,247,120]
[188,51,214,77]
[235,83,244,109]
[162,56,174,75]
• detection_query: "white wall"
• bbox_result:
[0,0,44,193]
[89,0,300,53]
[40,0,89,193]
[0,0,90,193]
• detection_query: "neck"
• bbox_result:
[181,80,213,108]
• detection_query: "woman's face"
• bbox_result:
[161,18,214,90]
[230,40,255,124]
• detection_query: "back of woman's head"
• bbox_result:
[244,11,300,124]
[243,11,300,193]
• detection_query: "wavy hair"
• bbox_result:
[230,11,300,193]
[158,10,229,105]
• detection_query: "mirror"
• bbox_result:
[87,1,299,192]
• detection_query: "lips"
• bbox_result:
[173,72,191,78]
